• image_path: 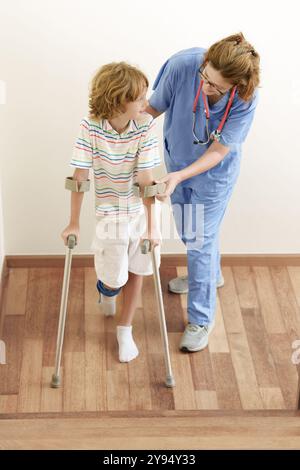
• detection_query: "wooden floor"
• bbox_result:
[1,263,300,414]
[1,412,300,449]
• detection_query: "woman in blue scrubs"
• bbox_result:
[146,32,260,353]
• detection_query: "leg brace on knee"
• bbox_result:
[96,280,122,297]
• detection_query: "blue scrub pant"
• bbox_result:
[170,182,236,326]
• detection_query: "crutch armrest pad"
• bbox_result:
[133,182,166,198]
[65,177,90,192]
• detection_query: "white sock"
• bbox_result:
[99,293,116,316]
[116,325,139,363]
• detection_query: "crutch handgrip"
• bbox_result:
[67,234,77,249]
[140,239,151,254]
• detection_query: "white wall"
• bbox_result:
[0,182,4,270]
[0,0,299,255]
[0,100,5,268]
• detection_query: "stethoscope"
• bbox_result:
[192,78,237,145]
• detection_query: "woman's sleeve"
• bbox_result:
[148,58,178,113]
[70,118,93,169]
[219,90,259,146]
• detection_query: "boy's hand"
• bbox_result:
[140,227,161,250]
[61,223,80,246]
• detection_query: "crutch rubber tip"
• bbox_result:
[51,374,61,388]
[165,376,175,388]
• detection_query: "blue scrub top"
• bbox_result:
[149,47,259,189]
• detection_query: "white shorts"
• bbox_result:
[90,208,161,289]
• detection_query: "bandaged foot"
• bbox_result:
[99,293,116,316]
[116,325,139,363]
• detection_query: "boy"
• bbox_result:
[61,62,161,362]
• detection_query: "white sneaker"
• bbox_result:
[179,318,215,352]
[217,273,225,288]
[168,274,225,294]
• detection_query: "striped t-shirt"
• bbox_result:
[70,113,161,218]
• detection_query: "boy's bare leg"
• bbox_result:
[118,272,143,326]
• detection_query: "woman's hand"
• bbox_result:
[61,223,80,246]
[154,171,182,202]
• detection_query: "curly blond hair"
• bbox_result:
[203,32,261,102]
[89,62,149,120]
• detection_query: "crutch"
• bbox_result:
[141,239,175,388]
[51,234,77,388]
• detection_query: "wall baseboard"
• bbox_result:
[0,256,8,337]
[4,253,300,269]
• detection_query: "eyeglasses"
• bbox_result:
[199,67,228,96]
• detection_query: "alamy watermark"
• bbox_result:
[92,201,205,250]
